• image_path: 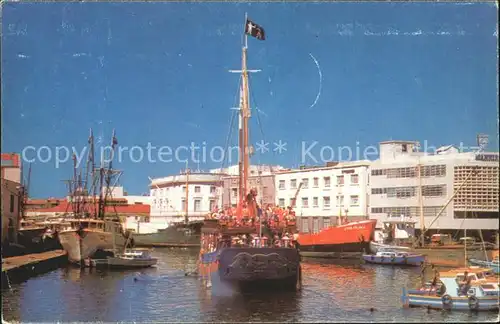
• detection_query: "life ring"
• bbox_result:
[441,294,452,309]
[468,296,479,311]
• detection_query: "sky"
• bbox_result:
[1,1,498,198]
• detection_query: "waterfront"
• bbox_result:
[1,249,498,322]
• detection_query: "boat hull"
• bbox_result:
[363,254,425,266]
[107,257,158,268]
[468,259,500,273]
[58,229,126,263]
[297,220,377,257]
[132,223,202,247]
[214,247,301,291]
[403,293,499,311]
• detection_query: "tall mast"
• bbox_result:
[418,159,424,247]
[185,161,189,224]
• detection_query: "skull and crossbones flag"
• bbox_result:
[245,18,265,40]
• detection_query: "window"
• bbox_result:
[194,186,201,193]
[371,207,383,213]
[10,194,14,213]
[336,195,344,207]
[209,200,216,211]
[302,178,309,189]
[231,188,238,198]
[323,196,331,209]
[181,199,186,211]
[324,177,331,188]
[302,218,309,232]
[351,174,359,185]
[313,197,319,207]
[350,195,359,206]
[290,198,296,207]
[194,199,201,211]
[402,144,408,153]
[291,179,297,189]
[302,197,309,208]
[278,198,285,207]
[313,218,319,233]
[210,186,216,194]
[337,175,344,186]
[279,180,285,190]
[323,217,331,228]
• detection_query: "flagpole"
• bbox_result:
[244,12,248,49]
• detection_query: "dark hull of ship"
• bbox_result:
[132,222,203,247]
[216,247,301,291]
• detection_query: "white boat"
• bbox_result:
[107,249,158,268]
[369,241,411,254]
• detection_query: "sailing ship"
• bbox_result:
[57,129,129,265]
[198,16,302,291]
[129,168,203,247]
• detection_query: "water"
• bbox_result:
[2,249,498,322]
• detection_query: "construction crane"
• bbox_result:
[290,182,303,208]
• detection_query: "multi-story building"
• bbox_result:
[1,153,22,245]
[369,140,499,238]
[274,161,371,233]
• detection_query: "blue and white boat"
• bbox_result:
[468,257,499,274]
[363,251,425,266]
[402,267,500,311]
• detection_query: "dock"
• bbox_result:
[135,243,200,248]
[2,250,68,286]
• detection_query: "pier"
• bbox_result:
[2,250,68,286]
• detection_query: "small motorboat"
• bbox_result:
[468,257,499,274]
[107,249,158,268]
[402,267,500,311]
[369,241,411,254]
[363,250,425,266]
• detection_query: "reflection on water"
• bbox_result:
[2,248,498,322]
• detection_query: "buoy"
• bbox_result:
[133,277,138,282]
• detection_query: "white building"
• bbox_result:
[274,161,371,233]
[143,164,283,233]
[369,141,499,235]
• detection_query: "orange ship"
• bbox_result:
[297,219,377,255]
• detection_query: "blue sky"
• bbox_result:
[2,2,498,197]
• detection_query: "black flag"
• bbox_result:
[245,19,265,40]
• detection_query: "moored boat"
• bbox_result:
[130,220,202,247]
[363,250,425,266]
[468,257,500,274]
[402,267,500,311]
[107,249,158,268]
[369,241,411,254]
[296,219,377,257]
[198,15,302,292]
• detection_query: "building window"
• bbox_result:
[324,177,331,188]
[181,199,186,211]
[278,198,285,207]
[313,197,318,207]
[313,177,319,188]
[194,199,201,211]
[313,218,319,233]
[302,218,309,232]
[290,198,296,207]
[291,179,297,189]
[10,194,14,213]
[350,195,359,207]
[337,175,344,186]
[336,195,344,207]
[195,186,201,193]
[302,178,309,189]
[351,174,359,185]
[279,180,285,190]
[210,186,216,194]
[302,197,309,208]
[209,200,216,211]
[323,196,331,209]
[182,186,186,192]
[323,217,331,228]
[371,207,383,214]
[231,188,237,198]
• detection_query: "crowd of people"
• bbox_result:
[205,203,297,228]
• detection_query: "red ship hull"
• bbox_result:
[297,219,377,253]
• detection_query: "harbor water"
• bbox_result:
[2,249,498,322]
